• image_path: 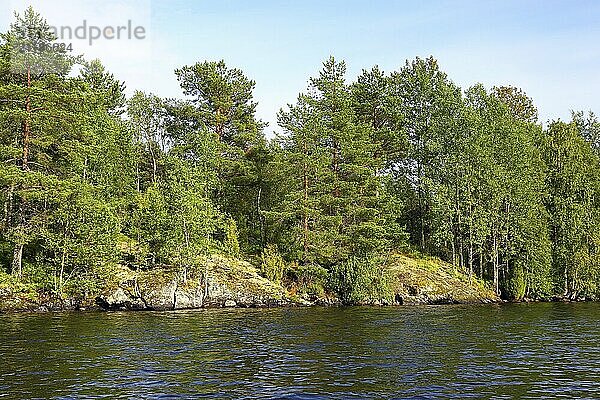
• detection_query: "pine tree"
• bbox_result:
[272,57,389,266]
[174,60,268,253]
[80,59,126,116]
[0,8,91,278]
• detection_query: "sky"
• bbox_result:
[1,0,600,133]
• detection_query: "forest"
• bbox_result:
[1,8,600,306]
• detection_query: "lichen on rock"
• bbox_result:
[386,254,499,305]
[97,255,291,310]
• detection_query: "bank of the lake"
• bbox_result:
[0,254,498,313]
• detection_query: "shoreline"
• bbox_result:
[3,297,599,315]
[0,254,508,314]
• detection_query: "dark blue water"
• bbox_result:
[1,303,599,399]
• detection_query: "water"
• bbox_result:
[1,303,599,399]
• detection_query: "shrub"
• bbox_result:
[329,256,392,304]
[224,219,240,257]
[260,244,285,282]
[296,263,328,297]
[503,264,526,301]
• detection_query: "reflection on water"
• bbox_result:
[1,303,600,399]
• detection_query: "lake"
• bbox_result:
[1,303,599,399]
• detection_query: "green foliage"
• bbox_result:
[224,219,241,257]
[0,268,39,303]
[1,7,599,307]
[295,263,329,297]
[260,244,285,282]
[80,59,126,115]
[540,120,600,299]
[492,85,538,124]
[1,7,77,79]
[0,9,237,302]
[329,256,392,305]
[174,60,268,254]
[273,57,395,267]
[503,264,526,301]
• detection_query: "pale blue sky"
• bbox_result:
[2,0,600,132]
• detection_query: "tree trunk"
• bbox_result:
[468,192,473,278]
[504,201,510,283]
[83,156,88,181]
[451,231,456,267]
[302,139,309,264]
[22,66,31,171]
[257,186,265,248]
[479,250,483,278]
[12,243,23,278]
[493,232,499,295]
[419,185,425,252]
[215,108,225,140]
[332,142,340,199]
[152,156,157,184]
[563,263,569,297]
[3,184,14,226]
[136,164,140,192]
[182,218,190,283]
[59,247,66,295]
[468,239,473,279]
[204,264,209,301]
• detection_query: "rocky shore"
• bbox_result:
[0,254,499,313]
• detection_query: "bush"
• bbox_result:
[0,269,40,304]
[260,244,285,282]
[224,219,240,257]
[503,264,526,301]
[329,256,392,305]
[296,263,328,297]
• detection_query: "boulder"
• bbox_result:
[97,256,291,311]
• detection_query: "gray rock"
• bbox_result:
[97,269,289,311]
[143,280,177,310]
[100,287,146,310]
[174,285,205,309]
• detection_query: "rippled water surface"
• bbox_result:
[1,303,600,399]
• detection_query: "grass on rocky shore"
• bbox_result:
[385,253,499,304]
[0,252,499,312]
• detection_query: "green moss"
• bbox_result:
[386,253,498,304]
[205,255,288,300]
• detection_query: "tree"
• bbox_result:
[0,8,90,278]
[38,181,118,296]
[388,57,463,252]
[79,59,126,115]
[572,110,600,153]
[272,57,389,267]
[124,92,228,272]
[350,66,409,250]
[271,92,331,264]
[127,91,170,188]
[492,85,538,124]
[466,85,550,299]
[541,120,600,298]
[174,60,269,253]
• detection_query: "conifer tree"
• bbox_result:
[273,57,389,266]
[0,8,92,278]
[174,60,269,253]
